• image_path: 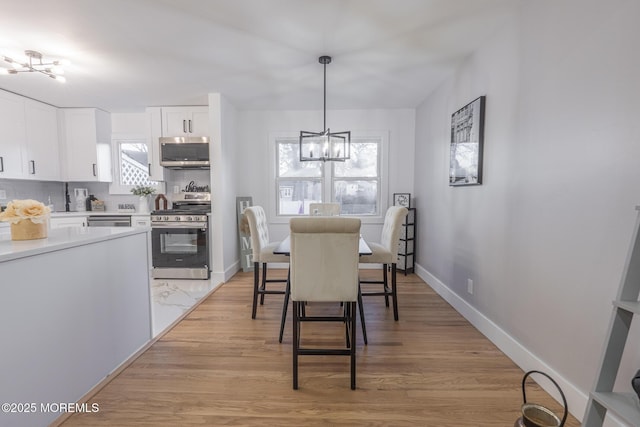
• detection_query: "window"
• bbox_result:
[109,138,163,195]
[274,132,386,218]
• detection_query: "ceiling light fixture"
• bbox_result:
[0,50,68,82]
[299,55,350,162]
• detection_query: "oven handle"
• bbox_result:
[152,222,208,229]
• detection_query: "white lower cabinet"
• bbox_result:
[132,216,151,228]
[49,216,87,229]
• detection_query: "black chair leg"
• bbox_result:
[350,301,356,390]
[251,262,260,319]
[357,285,367,345]
[391,263,399,321]
[293,300,299,390]
[279,269,291,343]
[260,263,267,305]
[383,264,389,307]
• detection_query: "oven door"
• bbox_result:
[151,223,209,279]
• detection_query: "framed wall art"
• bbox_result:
[393,193,411,208]
[449,95,486,186]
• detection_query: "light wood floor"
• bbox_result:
[61,270,579,426]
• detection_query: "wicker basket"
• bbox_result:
[10,219,48,241]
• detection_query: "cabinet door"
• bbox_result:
[63,109,99,181]
[62,109,112,182]
[0,91,26,178]
[162,108,190,136]
[95,109,112,182]
[189,107,210,136]
[50,216,87,229]
[161,107,209,136]
[146,107,164,181]
[24,99,60,181]
[132,217,151,227]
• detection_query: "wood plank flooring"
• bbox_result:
[61,270,579,426]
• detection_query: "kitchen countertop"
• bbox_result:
[0,226,149,263]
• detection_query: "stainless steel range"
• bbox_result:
[151,192,211,280]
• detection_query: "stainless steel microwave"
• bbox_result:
[159,136,210,169]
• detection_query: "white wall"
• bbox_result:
[235,109,415,242]
[209,93,240,282]
[414,0,640,422]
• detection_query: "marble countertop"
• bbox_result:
[0,226,149,263]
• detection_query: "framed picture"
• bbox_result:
[393,193,411,208]
[449,95,485,186]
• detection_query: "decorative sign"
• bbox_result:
[236,196,253,272]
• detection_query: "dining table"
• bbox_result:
[274,235,372,343]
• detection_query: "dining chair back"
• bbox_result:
[290,216,361,389]
[309,202,341,216]
[244,206,289,319]
[359,205,408,320]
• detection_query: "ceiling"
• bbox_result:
[0,0,517,113]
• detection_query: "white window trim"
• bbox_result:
[109,134,165,195]
[268,130,389,225]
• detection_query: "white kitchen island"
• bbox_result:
[0,227,152,427]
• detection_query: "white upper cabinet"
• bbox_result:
[0,90,61,181]
[161,106,209,136]
[0,90,26,178]
[60,108,112,182]
[24,99,60,181]
[146,107,164,181]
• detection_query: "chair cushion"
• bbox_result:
[358,242,393,264]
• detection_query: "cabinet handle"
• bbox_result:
[183,120,187,133]
[92,163,97,177]
[0,156,4,172]
[29,160,36,175]
[148,163,152,175]
[188,119,192,133]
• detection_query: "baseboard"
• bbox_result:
[415,263,591,424]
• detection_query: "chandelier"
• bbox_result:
[299,55,350,162]
[0,50,68,82]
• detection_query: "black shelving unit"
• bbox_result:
[397,208,415,275]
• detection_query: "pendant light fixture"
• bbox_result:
[0,50,68,82]
[299,55,350,162]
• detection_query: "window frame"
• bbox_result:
[269,130,388,224]
[108,135,165,195]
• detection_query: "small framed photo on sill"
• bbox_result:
[393,193,411,208]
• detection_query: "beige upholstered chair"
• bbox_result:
[309,202,341,216]
[290,217,361,390]
[244,206,289,319]
[359,206,408,321]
